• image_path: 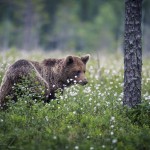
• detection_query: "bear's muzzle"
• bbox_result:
[79,79,88,85]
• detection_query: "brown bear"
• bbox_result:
[0,54,90,108]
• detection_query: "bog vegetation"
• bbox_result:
[0,50,150,150]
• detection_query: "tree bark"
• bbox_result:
[123,0,142,107]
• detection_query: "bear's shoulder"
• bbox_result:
[42,58,64,66]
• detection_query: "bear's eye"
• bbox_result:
[76,70,81,76]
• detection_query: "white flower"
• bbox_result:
[110,116,115,121]
[87,136,90,139]
[112,139,117,144]
[74,80,77,83]
[74,146,79,150]
[70,92,77,96]
[83,87,91,93]
[97,103,100,106]
[110,125,114,128]
[45,116,49,121]
[89,98,92,101]
[53,136,57,140]
[73,111,76,115]
[110,131,114,135]
[90,147,94,150]
[114,93,117,97]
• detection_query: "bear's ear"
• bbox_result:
[81,54,90,64]
[65,56,74,65]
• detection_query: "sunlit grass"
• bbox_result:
[0,50,150,150]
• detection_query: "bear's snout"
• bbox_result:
[83,79,88,85]
[80,79,88,85]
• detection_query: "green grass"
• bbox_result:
[0,50,150,150]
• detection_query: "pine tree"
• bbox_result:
[123,0,143,107]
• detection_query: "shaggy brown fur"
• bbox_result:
[0,55,90,107]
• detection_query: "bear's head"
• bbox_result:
[63,54,90,86]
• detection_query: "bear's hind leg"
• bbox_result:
[0,75,14,108]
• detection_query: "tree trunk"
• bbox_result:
[123,0,142,107]
[22,0,40,50]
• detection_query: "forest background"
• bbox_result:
[0,0,150,53]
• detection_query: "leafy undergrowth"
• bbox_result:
[0,50,150,150]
